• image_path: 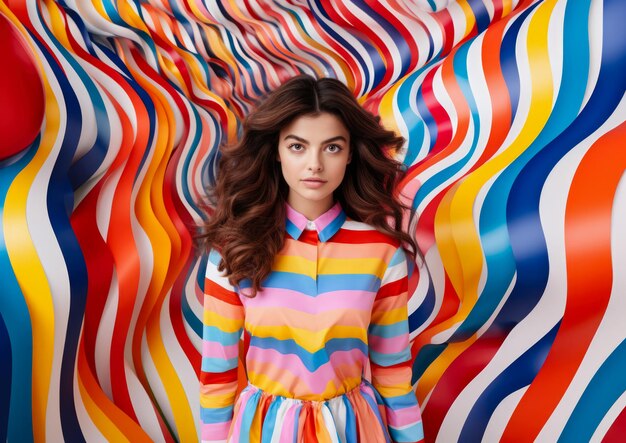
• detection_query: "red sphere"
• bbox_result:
[0,13,45,160]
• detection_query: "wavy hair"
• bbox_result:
[197,75,419,296]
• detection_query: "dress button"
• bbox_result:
[306,220,316,230]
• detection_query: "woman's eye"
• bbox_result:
[288,143,304,151]
[326,144,342,153]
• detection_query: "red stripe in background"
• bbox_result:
[422,334,504,439]
[604,405,626,441]
[502,122,626,441]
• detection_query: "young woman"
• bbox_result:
[198,75,424,443]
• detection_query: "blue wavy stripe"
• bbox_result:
[500,4,538,121]
[31,24,87,441]
[408,272,436,336]
[249,336,368,372]
[458,322,559,441]
[558,338,626,442]
[60,17,111,190]
[238,389,261,442]
[397,74,427,166]
[412,343,447,385]
[0,314,10,441]
[467,0,491,35]
[370,347,412,367]
[260,396,283,443]
[369,321,408,339]
[255,272,380,295]
[0,141,37,443]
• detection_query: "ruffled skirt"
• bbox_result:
[227,379,392,442]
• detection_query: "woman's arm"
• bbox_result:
[200,249,244,443]
[368,247,424,443]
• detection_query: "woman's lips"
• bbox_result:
[301,179,327,189]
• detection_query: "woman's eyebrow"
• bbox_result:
[283,135,347,144]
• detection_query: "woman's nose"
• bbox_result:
[307,152,323,171]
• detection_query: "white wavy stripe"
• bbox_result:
[160,288,201,438]
[435,33,497,182]
[407,258,431,341]
[446,0,470,47]
[160,81,185,148]
[380,0,434,70]
[142,331,173,440]
[488,7,535,159]
[95,270,118,398]
[187,22,213,61]
[412,68,470,211]
[467,33,494,164]
[174,99,205,222]
[546,0,566,107]
[74,349,108,443]
[173,16,196,51]
[184,258,204,346]
[127,359,166,442]
[62,26,101,164]
[401,2,447,56]
[72,75,122,207]
[307,0,372,94]
[410,245,447,346]
[190,110,221,211]
[581,0,603,110]
[536,94,626,441]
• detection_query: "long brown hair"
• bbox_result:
[197,75,418,296]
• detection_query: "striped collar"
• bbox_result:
[285,201,346,242]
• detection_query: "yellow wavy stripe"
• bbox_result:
[77,372,130,442]
[2,6,56,438]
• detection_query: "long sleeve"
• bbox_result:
[368,247,424,443]
[200,249,244,443]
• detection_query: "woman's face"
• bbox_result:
[277,112,351,220]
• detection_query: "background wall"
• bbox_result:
[1,0,625,441]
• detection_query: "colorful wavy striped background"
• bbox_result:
[1,0,625,441]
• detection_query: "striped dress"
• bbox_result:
[200,202,424,443]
